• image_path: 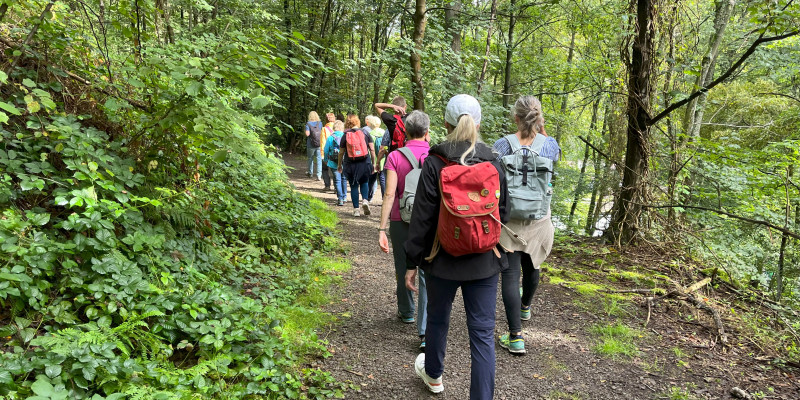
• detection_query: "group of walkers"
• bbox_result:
[304,93,560,399]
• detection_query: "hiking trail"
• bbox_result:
[283,153,799,400]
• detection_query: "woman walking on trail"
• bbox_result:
[405,94,509,399]
[324,120,347,205]
[337,114,377,217]
[364,115,386,202]
[305,111,323,180]
[377,110,430,350]
[320,112,336,191]
[493,95,560,355]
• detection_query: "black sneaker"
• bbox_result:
[419,336,426,350]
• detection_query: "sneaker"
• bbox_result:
[353,208,360,217]
[419,336,426,350]
[499,333,526,354]
[316,177,322,181]
[324,186,331,191]
[398,312,414,324]
[337,199,344,206]
[362,201,371,216]
[520,305,531,321]
[414,353,443,393]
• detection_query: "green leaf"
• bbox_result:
[274,57,287,69]
[28,213,50,226]
[0,101,22,115]
[186,80,203,96]
[0,111,7,124]
[213,149,229,162]
[0,71,7,84]
[31,379,54,396]
[22,78,37,88]
[251,95,268,109]
[45,364,63,379]
[292,31,306,41]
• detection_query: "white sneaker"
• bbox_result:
[414,353,443,393]
[362,201,371,216]
[353,208,360,217]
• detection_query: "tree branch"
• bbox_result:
[577,136,621,166]
[648,29,800,126]
[640,204,800,240]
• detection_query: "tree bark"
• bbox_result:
[502,0,517,108]
[477,0,498,95]
[609,0,655,244]
[410,0,427,111]
[283,0,299,152]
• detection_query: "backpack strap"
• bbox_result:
[505,134,522,153]
[530,133,547,154]
[398,147,419,169]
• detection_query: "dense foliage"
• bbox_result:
[1,0,345,398]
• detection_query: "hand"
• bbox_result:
[394,105,406,114]
[378,231,390,253]
[337,165,343,173]
[373,164,379,174]
[405,269,418,294]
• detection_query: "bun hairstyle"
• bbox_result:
[513,95,544,139]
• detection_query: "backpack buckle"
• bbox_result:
[454,226,461,239]
[482,220,490,234]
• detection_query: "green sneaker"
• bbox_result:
[499,333,526,354]
[520,305,531,321]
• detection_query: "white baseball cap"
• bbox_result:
[444,94,482,126]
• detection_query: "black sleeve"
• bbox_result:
[404,156,443,268]
[380,112,396,125]
[494,160,510,224]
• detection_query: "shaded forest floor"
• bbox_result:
[283,153,799,400]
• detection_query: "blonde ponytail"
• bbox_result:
[446,114,479,165]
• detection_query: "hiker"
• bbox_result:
[305,111,323,180]
[337,114,377,217]
[493,95,560,355]
[377,110,431,350]
[364,115,386,202]
[324,120,347,205]
[405,94,508,399]
[320,112,336,191]
[374,96,408,165]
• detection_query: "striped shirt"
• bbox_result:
[492,135,561,161]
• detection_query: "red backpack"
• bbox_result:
[427,155,502,259]
[345,129,369,160]
[389,115,407,152]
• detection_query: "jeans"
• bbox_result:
[390,221,427,336]
[348,173,370,209]
[307,147,322,178]
[425,273,498,400]
[322,164,332,188]
[333,169,347,201]
[368,170,385,201]
[502,252,523,334]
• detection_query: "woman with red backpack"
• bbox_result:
[404,94,509,399]
[337,114,377,217]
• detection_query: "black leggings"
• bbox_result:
[521,253,540,307]
[502,252,541,333]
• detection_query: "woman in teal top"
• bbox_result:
[324,120,348,205]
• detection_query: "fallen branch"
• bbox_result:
[685,294,729,345]
[344,369,363,377]
[602,288,661,294]
[686,277,711,294]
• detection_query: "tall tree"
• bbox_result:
[411,0,427,110]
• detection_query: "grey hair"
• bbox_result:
[513,95,544,139]
[405,110,430,139]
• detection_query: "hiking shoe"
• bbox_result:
[337,199,344,206]
[520,305,531,321]
[324,186,331,191]
[353,208,360,217]
[362,201,371,216]
[398,312,414,324]
[414,353,443,393]
[419,337,426,350]
[499,333,526,354]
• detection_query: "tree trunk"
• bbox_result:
[502,0,516,108]
[444,0,462,92]
[410,0,427,111]
[569,98,600,225]
[283,0,299,152]
[609,0,655,244]
[554,30,576,144]
[477,0,498,94]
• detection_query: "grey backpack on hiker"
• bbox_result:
[399,147,423,223]
[501,134,553,220]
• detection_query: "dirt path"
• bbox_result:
[283,153,798,400]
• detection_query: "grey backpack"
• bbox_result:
[501,134,553,220]
[399,147,423,223]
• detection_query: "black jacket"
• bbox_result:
[404,140,509,281]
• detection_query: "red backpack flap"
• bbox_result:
[345,130,369,160]
[390,116,407,151]
[435,160,502,258]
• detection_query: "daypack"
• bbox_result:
[345,129,369,161]
[389,115,407,152]
[326,132,343,161]
[307,122,322,148]
[501,134,553,220]
[426,155,502,259]
[398,147,424,223]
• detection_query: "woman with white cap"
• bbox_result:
[404,94,509,399]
